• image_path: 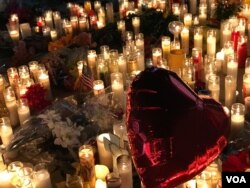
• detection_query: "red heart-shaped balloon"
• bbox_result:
[126,67,230,188]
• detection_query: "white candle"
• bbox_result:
[136,50,145,72]
[87,50,97,68]
[42,26,51,37]
[227,56,238,80]
[0,170,13,188]
[44,10,53,29]
[208,75,220,102]
[9,30,19,42]
[244,96,250,115]
[93,80,105,96]
[19,23,31,39]
[184,13,192,27]
[245,57,250,74]
[111,73,124,106]
[38,71,52,100]
[117,155,133,188]
[117,20,126,40]
[225,75,236,108]
[243,73,250,98]
[152,48,162,66]
[207,30,216,57]
[79,16,88,31]
[34,169,52,188]
[132,17,140,34]
[231,103,245,138]
[181,27,189,55]
[53,11,62,35]
[161,36,171,60]
[17,99,30,126]
[172,3,180,16]
[28,61,39,82]
[221,22,232,48]
[194,27,203,50]
[0,117,13,146]
[118,54,127,83]
[50,29,57,41]
[97,133,113,169]
[215,51,224,73]
[95,179,107,188]
[4,87,18,127]
[70,16,78,31]
[223,41,234,74]
[135,33,144,52]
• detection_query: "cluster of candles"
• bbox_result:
[0,61,51,129]
[0,160,52,188]
[78,118,132,188]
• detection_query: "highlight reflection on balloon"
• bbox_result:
[126,67,229,188]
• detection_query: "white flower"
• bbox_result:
[38,110,62,124]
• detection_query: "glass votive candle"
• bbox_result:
[132,16,140,35]
[184,13,192,27]
[100,45,110,60]
[193,27,203,50]
[77,60,84,77]
[0,117,13,146]
[17,98,30,127]
[245,57,250,74]
[62,19,73,35]
[230,103,245,139]
[117,155,133,188]
[7,161,24,187]
[93,80,105,96]
[18,65,30,81]
[94,1,101,12]
[78,145,96,188]
[125,31,133,42]
[33,163,52,188]
[42,26,51,37]
[117,20,126,40]
[161,36,171,60]
[111,72,124,103]
[8,27,20,43]
[79,16,88,31]
[207,29,216,57]
[172,3,180,16]
[135,33,144,52]
[50,29,57,41]
[7,67,19,88]
[208,74,220,102]
[4,86,18,127]
[87,50,97,68]
[243,73,250,98]
[227,55,238,81]
[28,61,39,82]
[244,96,250,116]
[181,26,189,55]
[84,0,92,13]
[225,75,236,109]
[152,48,162,66]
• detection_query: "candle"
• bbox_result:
[0,170,13,188]
[18,78,34,97]
[106,2,114,23]
[193,27,203,50]
[28,61,39,82]
[42,26,51,37]
[181,27,189,55]
[111,72,124,108]
[215,51,224,73]
[84,1,92,13]
[0,74,5,103]
[77,60,83,77]
[193,16,199,26]
[118,54,127,83]
[172,3,180,16]
[161,36,171,60]
[238,18,246,35]
[17,98,30,127]
[93,80,105,96]
[100,45,110,60]
[98,8,106,27]
[9,29,19,42]
[53,11,62,35]
[38,70,52,100]
[196,171,212,188]
[132,17,140,35]
[192,48,203,83]
[245,57,250,74]
[182,62,195,89]
[50,29,57,41]
[243,73,250,98]
[136,50,145,72]
[237,35,247,68]
[230,103,245,139]
[223,41,234,74]
[220,21,231,48]
[95,179,107,188]
[190,0,197,14]
[207,29,216,57]
[97,133,113,169]
[79,16,88,31]
[231,30,240,52]
[0,117,13,146]
[117,20,126,40]
[113,120,127,148]
[36,16,45,28]
[70,16,78,32]
[225,75,236,108]
[198,3,207,25]
[18,65,30,81]
[208,75,220,102]
[63,19,73,35]
[94,1,102,12]
[184,13,192,27]
[4,87,18,127]
[33,169,52,188]
[117,155,133,188]
[152,48,162,66]
[168,49,185,74]
[127,54,138,76]
[19,23,31,39]
[44,10,53,29]
[227,55,238,80]
[78,145,96,188]
[95,165,110,181]
[244,96,250,115]
[135,33,144,52]
[88,50,97,68]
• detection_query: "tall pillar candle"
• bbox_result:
[38,70,52,100]
[0,117,13,147]
[225,75,236,108]
[53,11,62,35]
[193,27,203,50]
[19,23,31,39]
[161,36,171,60]
[227,55,238,81]
[135,33,144,52]
[223,41,234,74]
[87,50,97,79]
[118,54,127,84]
[4,87,18,127]
[44,10,53,29]
[136,50,145,72]
[181,27,189,55]
[78,145,96,188]
[245,57,250,74]
[132,16,140,35]
[230,103,245,139]
[184,13,192,27]
[207,29,216,57]
[221,21,232,48]
[28,61,39,82]
[17,98,30,127]
[7,67,19,89]
[208,75,220,102]
[111,73,124,108]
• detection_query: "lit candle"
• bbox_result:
[196,171,212,188]
[0,170,13,187]
[19,23,31,39]
[222,41,234,74]
[207,29,216,57]
[79,16,88,31]
[118,54,127,82]
[18,65,30,81]
[70,16,78,32]
[243,73,250,98]
[181,27,189,55]
[208,75,220,102]
[215,51,224,73]
[53,11,62,35]
[244,96,250,115]
[97,133,113,169]
[38,70,52,100]
[95,179,107,188]
[78,145,96,188]
[28,61,39,82]
[4,87,18,127]
[111,73,124,107]
[152,48,162,66]
[17,98,30,127]
[198,3,207,25]
[98,8,106,27]
[95,165,110,181]
[0,117,13,146]
[88,50,97,68]
[77,60,83,77]
[172,3,180,16]
[135,33,144,52]
[117,155,133,188]
[44,10,53,29]
[184,13,192,27]
[18,78,34,97]
[245,57,250,74]
[117,20,126,40]
[161,36,171,60]
[132,16,140,35]
[237,35,247,68]
[230,103,245,139]
[50,29,57,41]
[113,120,127,148]
[94,1,102,12]
[221,21,232,48]
[42,26,51,37]
[168,49,185,74]
[227,55,238,80]
[33,169,52,188]
[136,50,145,72]
[63,19,73,35]
[127,54,138,76]
[106,2,114,23]
[100,45,110,60]
[193,16,199,26]
[225,75,236,108]
[9,29,19,42]
[194,27,203,50]
[93,80,105,96]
